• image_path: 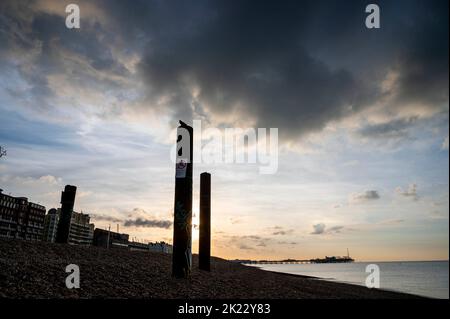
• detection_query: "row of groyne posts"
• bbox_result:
[172,121,211,278]
[54,121,210,279]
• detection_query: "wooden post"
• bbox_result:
[55,185,76,243]
[172,121,193,278]
[107,225,111,249]
[199,172,211,271]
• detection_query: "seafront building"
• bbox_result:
[149,241,173,254]
[128,240,150,251]
[42,208,95,245]
[92,227,173,253]
[0,189,46,240]
[129,240,173,253]
[68,210,95,245]
[41,185,95,245]
[93,228,129,248]
[1,187,171,253]
[42,208,59,242]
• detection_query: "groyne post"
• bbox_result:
[55,185,77,243]
[199,172,211,271]
[172,121,193,278]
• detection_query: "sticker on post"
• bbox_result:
[176,158,188,178]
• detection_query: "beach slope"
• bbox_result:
[0,240,422,299]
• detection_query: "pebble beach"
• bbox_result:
[0,240,422,299]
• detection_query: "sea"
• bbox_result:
[247,261,449,299]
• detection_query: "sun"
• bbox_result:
[192,207,200,242]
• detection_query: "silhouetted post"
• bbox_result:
[107,225,111,249]
[55,185,77,243]
[172,121,193,278]
[199,172,211,271]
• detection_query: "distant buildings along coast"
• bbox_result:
[0,188,46,241]
[43,208,94,245]
[0,186,172,253]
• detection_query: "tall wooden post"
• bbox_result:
[172,121,193,278]
[199,172,211,271]
[56,185,77,243]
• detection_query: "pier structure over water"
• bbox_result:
[233,255,354,265]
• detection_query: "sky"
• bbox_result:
[0,0,448,261]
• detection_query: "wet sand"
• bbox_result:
[0,240,423,299]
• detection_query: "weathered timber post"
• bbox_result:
[55,185,77,243]
[199,172,211,271]
[172,120,193,278]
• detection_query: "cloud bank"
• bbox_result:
[0,0,447,143]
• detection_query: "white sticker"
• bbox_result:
[176,158,188,178]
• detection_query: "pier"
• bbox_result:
[241,259,313,265]
[233,254,354,265]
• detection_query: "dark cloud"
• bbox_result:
[123,208,173,228]
[267,225,295,236]
[91,214,122,223]
[358,117,418,140]
[132,0,447,140]
[395,184,419,201]
[311,223,326,235]
[352,190,380,201]
[392,1,449,110]
[239,235,263,241]
[124,217,172,229]
[0,0,447,141]
[311,223,344,235]
[136,0,370,138]
[72,208,174,228]
[327,226,344,233]
[227,234,270,250]
[238,244,254,250]
[0,0,132,116]
[30,12,128,75]
[277,241,297,245]
[272,229,294,236]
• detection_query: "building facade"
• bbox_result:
[91,227,173,253]
[0,189,46,240]
[68,211,94,245]
[129,240,173,253]
[42,208,94,245]
[93,228,129,249]
[42,208,59,242]
[149,241,173,254]
[128,240,149,251]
